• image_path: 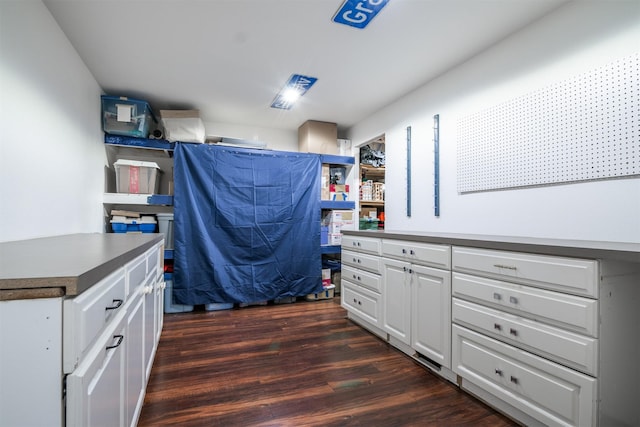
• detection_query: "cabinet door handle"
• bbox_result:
[105,299,123,311]
[358,300,362,305]
[510,328,518,336]
[408,269,413,274]
[494,323,502,331]
[106,335,124,351]
[494,369,503,376]
[402,249,407,254]
[510,376,519,385]
[493,264,517,271]
[493,293,502,301]
[410,250,415,255]
[509,296,518,304]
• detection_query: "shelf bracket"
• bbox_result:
[406,126,412,217]
[434,114,440,217]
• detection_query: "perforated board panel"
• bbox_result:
[457,53,639,193]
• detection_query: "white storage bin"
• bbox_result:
[114,159,161,194]
[156,213,174,249]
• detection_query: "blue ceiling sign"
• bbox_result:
[332,0,390,29]
[270,74,318,110]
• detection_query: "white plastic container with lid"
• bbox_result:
[114,159,161,194]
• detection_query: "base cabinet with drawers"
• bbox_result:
[452,245,639,427]
[341,234,455,379]
[341,231,640,427]
[0,235,164,427]
[341,235,385,338]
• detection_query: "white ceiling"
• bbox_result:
[43,0,568,133]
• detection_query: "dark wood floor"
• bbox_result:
[138,298,518,427]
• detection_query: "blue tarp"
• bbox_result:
[172,143,322,305]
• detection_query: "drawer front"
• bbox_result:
[453,325,596,427]
[452,298,598,376]
[342,249,382,274]
[66,309,126,427]
[342,265,381,293]
[452,246,598,298]
[452,273,598,337]
[342,235,381,255]
[127,252,148,297]
[382,239,451,269]
[63,268,126,373]
[341,281,381,327]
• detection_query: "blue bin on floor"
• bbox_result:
[163,274,194,313]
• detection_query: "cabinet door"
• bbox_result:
[125,288,145,427]
[143,274,156,381]
[155,277,165,344]
[66,311,126,427]
[382,257,411,345]
[411,264,451,368]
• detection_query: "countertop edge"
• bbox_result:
[0,233,164,297]
[342,230,640,263]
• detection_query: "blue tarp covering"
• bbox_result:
[172,143,322,305]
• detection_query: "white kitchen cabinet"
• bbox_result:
[0,234,164,427]
[381,239,451,369]
[342,230,640,426]
[125,284,145,427]
[381,257,411,346]
[451,245,640,427]
[453,325,596,427]
[411,263,451,368]
[66,310,127,427]
[341,235,385,338]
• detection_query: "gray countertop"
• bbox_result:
[342,230,640,263]
[0,233,164,300]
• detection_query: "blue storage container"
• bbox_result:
[110,215,157,233]
[101,95,156,138]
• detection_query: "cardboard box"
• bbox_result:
[330,184,349,201]
[298,120,338,154]
[159,109,206,143]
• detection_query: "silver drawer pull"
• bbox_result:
[105,299,123,311]
[494,323,502,331]
[510,328,518,336]
[494,369,503,376]
[510,376,519,384]
[493,264,517,270]
[106,335,123,351]
[493,293,502,301]
[509,296,518,304]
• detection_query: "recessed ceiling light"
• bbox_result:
[271,74,318,110]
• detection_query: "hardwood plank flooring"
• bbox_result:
[139,299,518,427]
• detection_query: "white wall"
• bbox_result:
[204,121,298,152]
[347,1,640,244]
[0,0,105,243]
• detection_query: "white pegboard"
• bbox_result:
[457,53,639,193]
